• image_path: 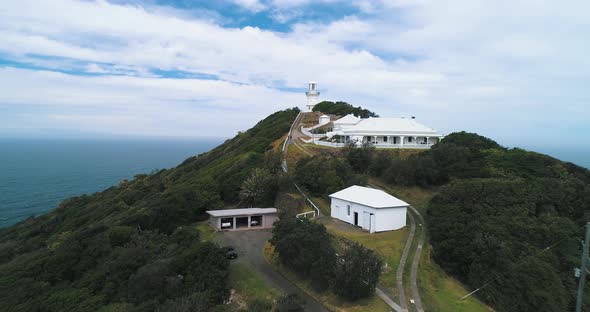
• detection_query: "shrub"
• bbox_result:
[333,242,382,300]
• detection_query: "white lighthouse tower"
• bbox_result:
[305,81,320,111]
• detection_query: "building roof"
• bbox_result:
[333,114,361,125]
[329,185,409,208]
[341,117,439,135]
[206,208,277,217]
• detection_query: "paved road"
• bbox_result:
[215,230,328,312]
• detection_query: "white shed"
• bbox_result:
[319,115,330,125]
[206,208,278,231]
[329,185,408,233]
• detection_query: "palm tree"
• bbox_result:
[239,168,271,207]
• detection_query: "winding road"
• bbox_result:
[281,112,426,311]
[369,183,425,312]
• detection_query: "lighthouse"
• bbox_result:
[305,81,320,111]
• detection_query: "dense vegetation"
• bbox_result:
[312,101,378,118]
[289,126,589,311]
[294,155,367,196]
[270,217,382,300]
[0,108,300,312]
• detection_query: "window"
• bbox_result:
[383,136,388,142]
[347,205,351,216]
[408,137,413,142]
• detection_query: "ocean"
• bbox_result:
[0,138,587,228]
[0,138,222,228]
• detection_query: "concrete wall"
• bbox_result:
[264,214,279,228]
[209,213,278,231]
[330,197,406,232]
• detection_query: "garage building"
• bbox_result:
[329,185,408,233]
[206,208,278,231]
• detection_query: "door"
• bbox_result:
[362,211,371,230]
[354,212,359,226]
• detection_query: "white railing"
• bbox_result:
[313,140,435,149]
[370,143,433,149]
[282,111,302,153]
[296,211,316,219]
[300,126,327,139]
[292,181,321,217]
[281,111,321,218]
[315,140,347,148]
[300,126,313,136]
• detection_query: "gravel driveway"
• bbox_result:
[215,229,328,312]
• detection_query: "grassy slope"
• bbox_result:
[228,263,282,310]
[284,135,488,311]
[0,108,300,312]
[370,180,490,312]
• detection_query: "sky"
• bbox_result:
[0,0,589,148]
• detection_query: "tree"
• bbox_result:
[312,101,378,118]
[239,168,277,207]
[271,218,336,289]
[344,141,374,173]
[333,242,382,300]
[294,155,365,196]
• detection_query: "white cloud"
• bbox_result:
[0,0,588,147]
[229,0,267,12]
[0,67,300,137]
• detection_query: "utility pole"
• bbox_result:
[576,222,590,312]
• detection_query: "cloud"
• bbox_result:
[229,0,267,12]
[0,67,300,137]
[0,0,588,147]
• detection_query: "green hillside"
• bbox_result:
[0,108,299,312]
[1,104,589,312]
[291,129,590,312]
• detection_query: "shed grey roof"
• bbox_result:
[206,208,277,217]
[329,185,409,208]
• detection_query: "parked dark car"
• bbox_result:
[223,246,238,259]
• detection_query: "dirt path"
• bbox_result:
[408,206,425,312]
[215,230,328,312]
[368,183,426,312]
[396,211,416,311]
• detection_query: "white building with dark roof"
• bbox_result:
[320,114,443,148]
[329,185,408,232]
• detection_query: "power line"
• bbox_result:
[460,235,577,301]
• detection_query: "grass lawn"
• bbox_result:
[195,221,216,242]
[320,217,408,298]
[263,243,390,312]
[311,196,331,216]
[227,263,282,310]
[286,144,309,170]
[418,245,490,312]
